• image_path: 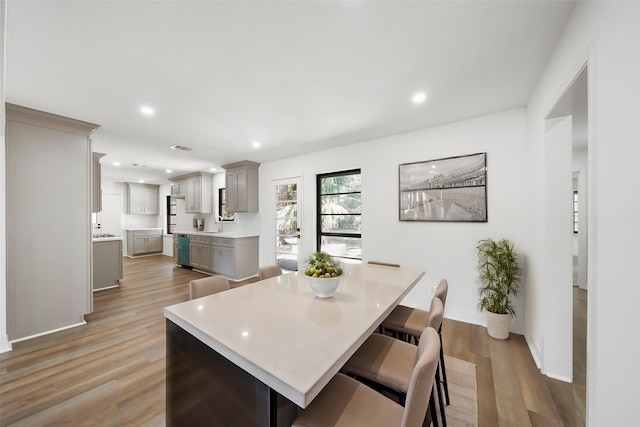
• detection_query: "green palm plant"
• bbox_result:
[477,238,521,317]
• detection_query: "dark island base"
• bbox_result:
[166,319,298,427]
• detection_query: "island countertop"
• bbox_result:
[163,264,424,409]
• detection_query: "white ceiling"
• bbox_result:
[5,1,575,184]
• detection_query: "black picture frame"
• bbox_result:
[399,152,487,222]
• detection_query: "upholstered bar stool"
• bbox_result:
[292,327,440,427]
[383,279,450,406]
[189,275,230,300]
[343,297,446,427]
[257,264,283,281]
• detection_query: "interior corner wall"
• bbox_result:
[258,108,528,333]
[0,0,10,353]
[525,1,640,425]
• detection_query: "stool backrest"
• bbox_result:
[426,297,444,331]
[189,276,230,300]
[258,265,283,281]
[435,279,448,308]
[402,327,440,427]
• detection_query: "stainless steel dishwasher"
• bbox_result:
[177,234,190,267]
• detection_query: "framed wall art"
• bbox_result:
[399,152,487,222]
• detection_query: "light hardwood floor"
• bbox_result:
[0,255,584,426]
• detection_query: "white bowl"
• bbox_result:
[307,276,342,298]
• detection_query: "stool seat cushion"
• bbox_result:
[383,305,429,337]
[292,373,403,427]
[343,333,417,393]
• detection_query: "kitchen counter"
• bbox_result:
[164,264,424,425]
[174,230,259,239]
[92,236,123,242]
[125,227,163,231]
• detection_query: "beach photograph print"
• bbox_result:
[399,152,487,222]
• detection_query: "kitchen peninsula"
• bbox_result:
[174,231,259,281]
[163,264,424,426]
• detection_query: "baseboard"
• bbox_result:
[546,372,573,383]
[0,335,12,353]
[525,333,543,370]
[9,320,87,345]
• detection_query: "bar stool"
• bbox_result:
[189,275,230,300]
[292,327,440,427]
[257,264,283,281]
[383,279,450,406]
[344,297,447,426]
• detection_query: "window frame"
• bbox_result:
[166,195,177,234]
[316,168,362,261]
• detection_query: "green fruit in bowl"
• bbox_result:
[304,251,343,278]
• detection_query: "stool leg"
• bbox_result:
[435,361,447,427]
[439,331,450,405]
[429,387,439,427]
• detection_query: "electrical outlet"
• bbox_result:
[432,285,437,293]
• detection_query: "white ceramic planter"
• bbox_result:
[485,311,512,339]
[307,276,342,298]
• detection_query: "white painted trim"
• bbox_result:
[546,372,573,383]
[0,335,12,354]
[9,320,87,345]
[525,332,543,370]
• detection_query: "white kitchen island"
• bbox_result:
[163,264,424,427]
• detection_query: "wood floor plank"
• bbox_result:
[0,255,584,426]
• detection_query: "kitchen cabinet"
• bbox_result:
[169,172,213,214]
[6,103,99,340]
[91,152,105,213]
[126,183,159,215]
[173,236,178,262]
[93,239,123,291]
[126,229,163,256]
[190,236,213,270]
[212,236,259,280]
[222,160,260,213]
[171,182,186,198]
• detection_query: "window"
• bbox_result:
[317,169,361,262]
[218,188,235,221]
[167,196,177,234]
[573,190,579,234]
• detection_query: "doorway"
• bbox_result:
[273,178,302,272]
[545,64,588,422]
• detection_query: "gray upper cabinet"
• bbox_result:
[91,152,105,213]
[126,183,159,215]
[222,160,260,213]
[169,172,213,214]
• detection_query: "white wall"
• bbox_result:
[526,2,640,424]
[259,108,528,333]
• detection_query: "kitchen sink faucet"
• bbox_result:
[216,216,224,232]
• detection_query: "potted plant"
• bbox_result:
[304,251,344,298]
[476,238,521,339]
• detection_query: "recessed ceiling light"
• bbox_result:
[252,141,261,149]
[138,179,145,183]
[170,144,193,151]
[113,161,121,166]
[210,167,216,172]
[412,92,427,104]
[140,106,155,116]
[166,169,172,173]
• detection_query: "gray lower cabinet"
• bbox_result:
[93,240,123,290]
[127,229,163,256]
[190,236,213,270]
[212,236,258,280]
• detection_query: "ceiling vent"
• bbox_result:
[170,145,193,152]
